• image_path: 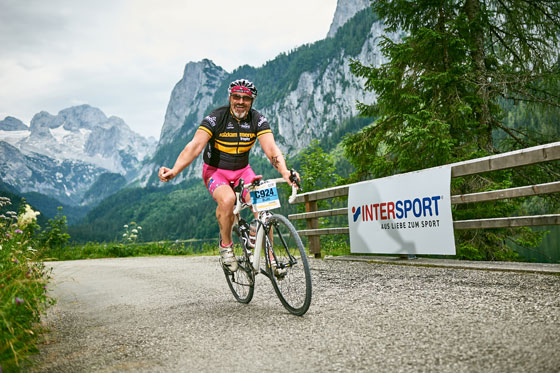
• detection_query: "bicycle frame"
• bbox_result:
[225,172,311,315]
[232,177,298,274]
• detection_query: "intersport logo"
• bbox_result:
[352,196,442,223]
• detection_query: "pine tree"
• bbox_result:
[344,0,560,260]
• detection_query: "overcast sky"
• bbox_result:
[0,0,338,139]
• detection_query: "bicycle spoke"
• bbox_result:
[267,214,312,316]
[222,225,254,304]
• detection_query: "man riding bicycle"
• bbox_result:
[158,79,299,272]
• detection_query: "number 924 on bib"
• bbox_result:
[250,181,281,211]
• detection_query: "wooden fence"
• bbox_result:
[288,142,560,257]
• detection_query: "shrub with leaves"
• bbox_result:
[39,206,70,254]
[121,222,142,244]
[0,198,54,371]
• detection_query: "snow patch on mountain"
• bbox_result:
[2,105,156,175]
[0,105,156,205]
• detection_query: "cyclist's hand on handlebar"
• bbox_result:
[286,169,302,190]
[158,166,175,182]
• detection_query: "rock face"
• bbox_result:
[261,20,389,153]
[16,105,156,174]
[0,105,156,205]
[327,0,371,38]
[0,140,106,205]
[158,59,228,146]
[136,1,390,186]
[0,116,28,131]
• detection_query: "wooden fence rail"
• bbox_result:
[289,142,560,257]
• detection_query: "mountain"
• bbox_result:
[0,116,28,131]
[327,0,371,37]
[133,59,228,184]
[1,0,376,214]
[70,1,387,242]
[137,2,388,187]
[0,140,106,206]
[0,105,156,206]
[22,105,155,175]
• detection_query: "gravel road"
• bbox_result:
[32,256,560,372]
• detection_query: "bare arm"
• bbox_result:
[258,132,299,185]
[159,129,210,182]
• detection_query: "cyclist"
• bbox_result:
[158,78,299,272]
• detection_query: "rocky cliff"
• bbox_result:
[0,105,156,205]
[327,0,371,37]
[137,2,388,186]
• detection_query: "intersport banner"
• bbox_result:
[348,166,456,255]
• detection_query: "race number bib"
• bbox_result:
[250,181,281,211]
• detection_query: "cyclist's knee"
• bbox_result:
[214,187,236,209]
[217,198,235,212]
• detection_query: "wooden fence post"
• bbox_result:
[305,199,322,258]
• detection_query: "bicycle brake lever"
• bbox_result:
[289,169,302,192]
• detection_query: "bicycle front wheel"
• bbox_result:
[266,214,312,316]
[223,226,254,304]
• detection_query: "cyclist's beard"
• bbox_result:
[232,104,250,120]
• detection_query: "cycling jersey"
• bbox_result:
[198,105,272,170]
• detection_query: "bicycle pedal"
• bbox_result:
[271,262,287,278]
[274,268,287,279]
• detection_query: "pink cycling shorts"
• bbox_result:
[203,163,257,199]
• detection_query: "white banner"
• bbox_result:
[348,166,456,255]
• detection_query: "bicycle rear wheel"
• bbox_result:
[266,214,312,316]
[223,226,254,304]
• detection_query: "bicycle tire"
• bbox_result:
[222,225,254,304]
[266,214,312,316]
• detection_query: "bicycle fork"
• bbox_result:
[251,222,265,274]
[250,212,276,275]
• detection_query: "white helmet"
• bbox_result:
[228,79,257,98]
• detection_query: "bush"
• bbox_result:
[43,240,219,261]
[39,207,70,252]
[0,198,53,371]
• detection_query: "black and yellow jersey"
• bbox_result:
[198,105,272,170]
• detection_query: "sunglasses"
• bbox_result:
[231,94,253,103]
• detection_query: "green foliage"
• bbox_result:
[317,116,374,155]
[347,0,560,178]
[320,235,351,257]
[514,226,560,263]
[0,197,53,371]
[69,178,220,243]
[293,140,347,233]
[343,0,560,260]
[300,140,343,191]
[120,222,142,244]
[0,188,89,226]
[82,172,127,205]
[44,241,218,261]
[38,207,70,253]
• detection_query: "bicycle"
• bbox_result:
[220,170,312,316]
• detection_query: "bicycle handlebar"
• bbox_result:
[263,177,299,204]
[289,169,302,191]
[233,170,301,214]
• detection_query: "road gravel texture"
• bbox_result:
[32,256,560,372]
